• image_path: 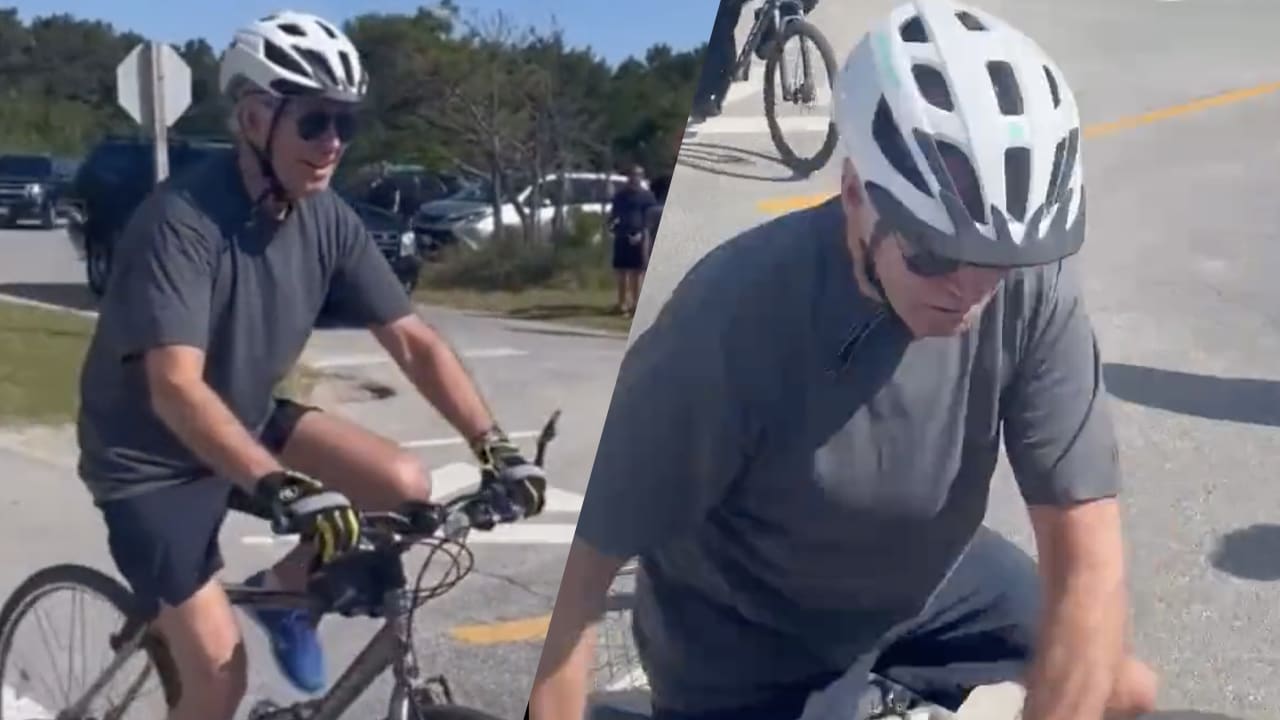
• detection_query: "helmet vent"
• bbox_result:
[338,52,356,87]
[315,20,340,40]
[264,40,311,79]
[956,11,987,31]
[278,23,306,38]
[912,65,953,111]
[873,97,933,198]
[900,16,928,42]
[1004,147,1030,221]
[1043,66,1061,108]
[935,140,985,224]
[1045,137,1067,207]
[296,47,339,87]
[986,61,1023,115]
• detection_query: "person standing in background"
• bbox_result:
[609,164,659,316]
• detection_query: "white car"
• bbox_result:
[414,171,643,251]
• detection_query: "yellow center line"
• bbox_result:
[755,79,1280,216]
[445,80,1280,649]
[450,613,552,645]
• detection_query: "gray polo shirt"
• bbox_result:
[77,150,414,503]
[574,196,1120,713]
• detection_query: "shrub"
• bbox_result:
[422,212,616,292]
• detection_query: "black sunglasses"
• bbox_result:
[296,109,358,143]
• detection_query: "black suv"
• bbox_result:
[66,136,424,296]
[0,152,75,229]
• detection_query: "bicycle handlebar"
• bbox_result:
[349,409,562,551]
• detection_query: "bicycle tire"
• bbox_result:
[0,564,181,718]
[762,18,840,176]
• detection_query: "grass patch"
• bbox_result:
[0,301,94,426]
[415,213,635,334]
[0,299,321,427]
[275,364,323,404]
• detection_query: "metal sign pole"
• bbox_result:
[148,42,170,183]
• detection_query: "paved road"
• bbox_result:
[0,226,625,718]
[631,0,1280,718]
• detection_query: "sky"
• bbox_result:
[9,0,719,66]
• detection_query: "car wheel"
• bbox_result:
[86,237,112,297]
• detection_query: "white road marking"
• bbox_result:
[723,76,763,107]
[0,293,97,319]
[308,347,527,370]
[399,430,540,449]
[240,461,585,547]
[3,685,54,718]
[692,114,832,135]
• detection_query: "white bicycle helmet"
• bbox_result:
[833,0,1085,268]
[219,10,367,103]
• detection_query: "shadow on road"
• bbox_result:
[1103,363,1280,426]
[677,140,807,183]
[0,282,98,314]
[1208,524,1280,582]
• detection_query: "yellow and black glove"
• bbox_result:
[255,470,361,565]
[470,425,548,519]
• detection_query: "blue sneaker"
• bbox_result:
[243,571,326,693]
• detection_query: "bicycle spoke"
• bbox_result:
[31,602,70,705]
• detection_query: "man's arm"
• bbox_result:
[527,539,629,720]
[144,345,285,489]
[527,245,759,718]
[371,315,493,442]
[324,201,495,442]
[1022,499,1128,720]
[1001,259,1132,720]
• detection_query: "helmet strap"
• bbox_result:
[247,97,293,211]
[855,218,891,303]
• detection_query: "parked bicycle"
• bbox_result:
[733,0,840,175]
[0,411,564,720]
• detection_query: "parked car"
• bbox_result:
[66,135,426,297]
[337,192,424,294]
[413,171,638,251]
[0,152,76,229]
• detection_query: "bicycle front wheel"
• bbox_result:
[763,19,840,176]
[0,564,178,719]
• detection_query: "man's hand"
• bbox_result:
[255,470,361,565]
[471,425,548,519]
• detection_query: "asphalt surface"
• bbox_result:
[627,0,1280,718]
[0,224,625,718]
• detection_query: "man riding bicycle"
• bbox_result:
[76,11,547,719]
[531,2,1158,719]
[691,0,821,123]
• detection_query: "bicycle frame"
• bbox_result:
[58,571,446,720]
[731,0,808,81]
[229,584,445,720]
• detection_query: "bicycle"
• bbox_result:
[731,0,840,176]
[588,559,969,720]
[0,411,564,720]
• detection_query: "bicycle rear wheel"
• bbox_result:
[763,18,840,176]
[0,564,178,719]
